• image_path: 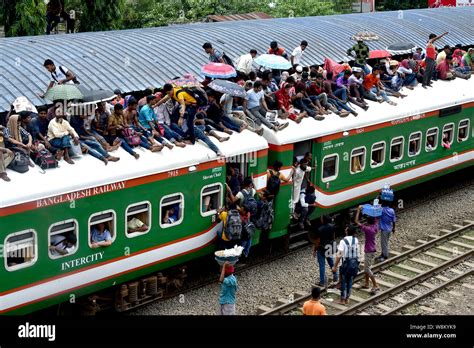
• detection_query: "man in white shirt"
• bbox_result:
[49,233,77,257]
[47,111,80,164]
[41,59,78,97]
[235,49,257,77]
[291,40,308,67]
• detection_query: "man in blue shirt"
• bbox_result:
[218,262,237,315]
[138,95,171,149]
[90,223,113,248]
[378,200,397,261]
[202,42,224,63]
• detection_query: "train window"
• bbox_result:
[126,202,151,238]
[458,119,469,142]
[201,184,223,217]
[4,230,37,271]
[442,123,454,145]
[48,220,78,259]
[408,132,422,157]
[322,154,338,182]
[371,142,386,168]
[88,211,116,248]
[160,193,184,228]
[390,137,404,162]
[350,147,366,174]
[425,127,438,152]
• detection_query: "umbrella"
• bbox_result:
[369,50,391,59]
[168,73,202,87]
[208,79,247,98]
[254,54,292,70]
[387,42,416,55]
[351,31,380,41]
[71,86,116,106]
[12,96,37,113]
[44,84,83,101]
[201,63,237,79]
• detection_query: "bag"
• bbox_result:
[225,209,242,241]
[8,151,29,173]
[122,127,141,147]
[222,52,235,67]
[341,237,360,277]
[241,221,256,241]
[59,66,80,84]
[267,170,281,196]
[33,148,58,170]
[176,87,208,107]
[241,189,258,217]
[255,200,274,231]
[69,138,82,158]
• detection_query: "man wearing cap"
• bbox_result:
[291,40,308,67]
[218,261,238,315]
[347,40,370,74]
[291,65,303,81]
[436,45,451,65]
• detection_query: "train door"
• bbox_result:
[293,140,315,186]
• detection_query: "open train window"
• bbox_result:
[48,220,78,259]
[4,230,37,271]
[371,142,385,168]
[442,123,454,145]
[88,211,116,248]
[425,127,438,152]
[201,183,223,217]
[126,202,151,238]
[322,154,338,182]
[458,119,469,142]
[350,147,366,174]
[408,132,422,157]
[390,137,404,162]
[160,193,184,228]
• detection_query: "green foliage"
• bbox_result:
[4,0,47,37]
[79,0,125,32]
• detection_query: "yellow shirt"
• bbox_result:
[47,118,78,139]
[172,88,197,105]
[219,211,230,241]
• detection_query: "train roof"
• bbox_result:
[264,77,474,146]
[0,129,268,209]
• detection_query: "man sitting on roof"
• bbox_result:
[47,109,80,164]
[108,104,141,159]
[292,74,325,119]
[0,132,14,182]
[335,70,366,111]
[436,45,451,65]
[275,82,306,124]
[220,93,263,136]
[201,91,240,134]
[347,67,368,107]
[362,65,397,106]
[243,81,289,132]
[322,74,357,117]
[138,95,173,149]
[436,55,471,80]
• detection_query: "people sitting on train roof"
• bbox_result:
[108,104,140,159]
[294,72,328,120]
[0,143,14,182]
[436,45,451,65]
[193,115,226,157]
[6,112,36,158]
[203,91,240,134]
[324,73,359,117]
[413,47,425,62]
[127,216,149,234]
[47,109,79,164]
[220,93,263,135]
[275,82,306,124]
[138,95,172,150]
[243,81,289,132]
[49,232,77,256]
[362,65,397,106]
[29,106,51,146]
[378,65,407,99]
[90,222,113,248]
[70,114,120,165]
[462,48,474,71]
[452,49,471,75]
[153,94,187,148]
[111,89,125,106]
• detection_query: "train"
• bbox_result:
[0,77,472,315]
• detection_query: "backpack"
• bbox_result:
[255,200,274,231]
[8,151,30,173]
[222,52,235,67]
[122,127,141,147]
[267,170,281,196]
[176,87,208,107]
[57,66,80,84]
[33,148,57,170]
[241,189,258,217]
[241,220,256,241]
[341,237,360,277]
[225,209,242,241]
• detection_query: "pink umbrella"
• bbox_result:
[370,50,391,59]
[201,63,236,79]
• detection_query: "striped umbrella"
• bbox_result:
[254,54,292,70]
[201,63,237,79]
[369,50,391,59]
[208,79,247,98]
[44,84,83,101]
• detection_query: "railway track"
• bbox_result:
[258,220,474,315]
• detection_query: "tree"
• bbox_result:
[3,0,46,37]
[79,0,125,32]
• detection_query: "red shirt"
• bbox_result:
[275,88,291,110]
[426,44,436,60]
[436,60,451,80]
[268,47,286,56]
[363,74,380,90]
[308,82,323,96]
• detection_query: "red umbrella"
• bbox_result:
[201,63,236,79]
[370,50,391,59]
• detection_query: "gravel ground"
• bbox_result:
[130,176,474,315]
